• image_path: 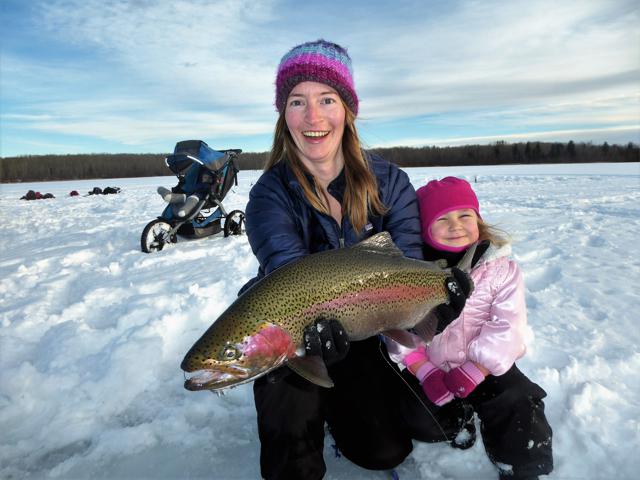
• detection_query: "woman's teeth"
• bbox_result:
[302,131,329,138]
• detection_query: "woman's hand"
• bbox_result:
[303,318,350,366]
[434,267,473,332]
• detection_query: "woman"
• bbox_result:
[242,39,471,480]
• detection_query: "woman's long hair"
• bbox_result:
[265,102,386,233]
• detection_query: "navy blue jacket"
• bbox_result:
[240,154,423,293]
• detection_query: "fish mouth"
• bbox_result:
[181,323,296,392]
[183,361,285,392]
[183,365,251,391]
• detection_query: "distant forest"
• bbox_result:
[1,141,638,183]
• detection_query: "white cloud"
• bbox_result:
[366,125,640,148]
[351,0,640,121]
[2,0,639,155]
[36,0,281,107]
[14,105,276,146]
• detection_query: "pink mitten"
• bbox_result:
[401,346,428,368]
[443,361,486,398]
[416,361,454,406]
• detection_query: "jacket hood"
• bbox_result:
[476,242,512,265]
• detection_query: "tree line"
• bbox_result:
[1,141,637,183]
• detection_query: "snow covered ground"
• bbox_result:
[1,162,639,480]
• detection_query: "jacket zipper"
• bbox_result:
[294,181,346,249]
[334,217,345,248]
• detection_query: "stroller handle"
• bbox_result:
[220,149,242,156]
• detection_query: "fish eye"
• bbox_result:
[221,345,240,361]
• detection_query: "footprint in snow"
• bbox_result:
[524,265,562,293]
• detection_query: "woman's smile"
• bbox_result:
[285,81,346,170]
[302,130,329,138]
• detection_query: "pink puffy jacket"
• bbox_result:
[386,243,528,377]
[427,243,527,376]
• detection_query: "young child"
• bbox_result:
[403,177,553,480]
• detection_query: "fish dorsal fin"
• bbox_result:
[288,356,334,388]
[351,231,403,257]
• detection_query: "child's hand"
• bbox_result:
[402,349,454,405]
[401,346,428,374]
[416,361,455,406]
[443,361,487,398]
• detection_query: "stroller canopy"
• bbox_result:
[166,140,228,175]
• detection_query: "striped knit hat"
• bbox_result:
[275,39,359,115]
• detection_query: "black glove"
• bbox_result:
[434,267,473,334]
[303,318,350,366]
[264,318,350,384]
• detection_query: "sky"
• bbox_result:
[1,0,639,158]
[1,163,639,479]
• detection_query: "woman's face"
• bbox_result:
[285,81,346,171]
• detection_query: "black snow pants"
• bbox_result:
[253,336,470,480]
[464,364,554,478]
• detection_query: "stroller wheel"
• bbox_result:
[223,210,246,237]
[141,219,176,253]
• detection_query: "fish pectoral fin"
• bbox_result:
[381,329,423,348]
[411,311,439,343]
[288,356,334,388]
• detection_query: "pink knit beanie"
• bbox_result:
[416,177,480,252]
[275,39,358,115]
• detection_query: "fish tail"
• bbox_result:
[455,241,478,273]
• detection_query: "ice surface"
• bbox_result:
[1,162,639,479]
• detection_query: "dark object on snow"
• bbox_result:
[87,186,121,195]
[21,190,37,200]
[140,140,245,253]
[21,190,54,200]
[70,190,79,197]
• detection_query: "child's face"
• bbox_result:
[430,208,480,249]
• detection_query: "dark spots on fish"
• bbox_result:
[183,234,451,372]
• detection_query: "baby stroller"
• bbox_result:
[140,140,245,253]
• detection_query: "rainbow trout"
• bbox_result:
[181,231,474,391]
